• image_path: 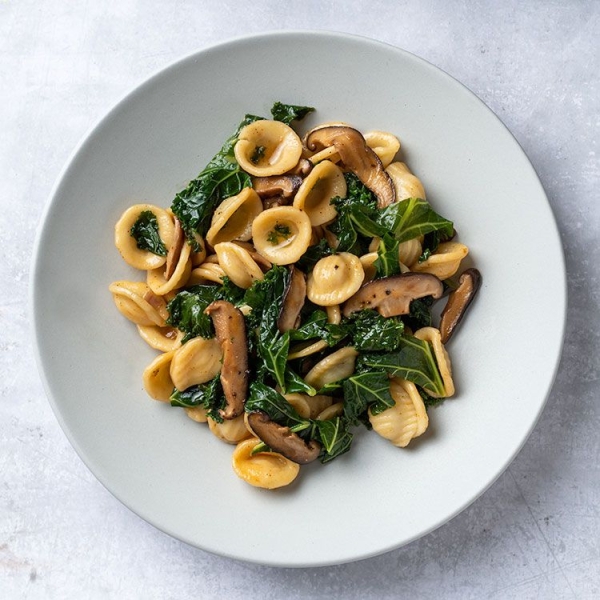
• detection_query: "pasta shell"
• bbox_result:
[287,339,329,360]
[307,253,365,306]
[234,120,303,177]
[146,240,192,295]
[293,160,346,226]
[142,350,176,402]
[364,131,401,168]
[359,252,379,283]
[137,324,184,352]
[316,401,344,421]
[326,305,341,325]
[114,204,175,270]
[206,187,263,246]
[386,162,426,200]
[214,242,264,289]
[369,378,428,447]
[304,346,359,390]
[232,437,300,489]
[251,206,312,265]
[187,262,226,285]
[209,414,253,445]
[398,238,423,267]
[283,394,312,419]
[109,281,166,327]
[414,327,455,397]
[411,242,468,280]
[169,336,223,392]
[190,233,208,266]
[184,406,209,423]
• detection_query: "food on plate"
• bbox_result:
[110,101,481,489]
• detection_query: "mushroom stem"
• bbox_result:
[204,300,249,420]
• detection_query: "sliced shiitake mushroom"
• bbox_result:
[305,126,396,208]
[246,411,321,464]
[342,272,444,318]
[252,175,303,199]
[204,300,249,420]
[439,268,481,343]
[277,266,306,332]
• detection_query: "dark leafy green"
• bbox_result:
[246,382,353,463]
[166,279,244,341]
[169,375,224,422]
[129,210,167,256]
[374,233,401,278]
[271,102,315,125]
[358,335,446,396]
[171,114,263,248]
[403,295,435,331]
[289,310,350,347]
[342,371,394,424]
[350,310,404,352]
[329,174,386,254]
[376,197,454,244]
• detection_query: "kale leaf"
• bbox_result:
[349,310,404,352]
[311,417,354,463]
[289,310,350,347]
[376,197,454,244]
[329,174,386,254]
[171,114,263,248]
[166,279,244,341]
[373,233,401,278]
[403,295,435,330]
[296,238,334,272]
[271,102,315,125]
[342,371,394,424]
[358,335,446,396]
[129,210,167,256]
[169,375,224,422]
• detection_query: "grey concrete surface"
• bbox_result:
[1,1,598,598]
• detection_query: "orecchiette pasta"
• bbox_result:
[251,206,312,265]
[413,327,455,397]
[232,438,300,489]
[364,130,401,168]
[411,242,468,280]
[292,160,346,226]
[206,187,263,246]
[111,103,480,491]
[109,281,167,327]
[307,253,365,305]
[214,242,264,289]
[169,336,223,391]
[115,204,175,270]
[369,378,428,447]
[386,162,426,200]
[304,346,359,390]
[234,120,303,177]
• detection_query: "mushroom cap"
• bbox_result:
[277,265,307,333]
[305,126,396,208]
[246,411,321,465]
[439,268,481,343]
[252,174,303,199]
[342,272,444,318]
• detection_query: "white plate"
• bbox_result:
[32,31,566,567]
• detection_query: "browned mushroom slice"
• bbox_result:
[342,273,444,318]
[305,126,396,208]
[277,266,307,333]
[286,158,313,177]
[246,411,321,464]
[252,175,303,199]
[164,217,185,280]
[439,268,481,343]
[204,300,249,420]
[262,195,290,210]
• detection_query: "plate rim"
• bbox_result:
[30,29,567,567]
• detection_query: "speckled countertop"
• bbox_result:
[1,2,599,598]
